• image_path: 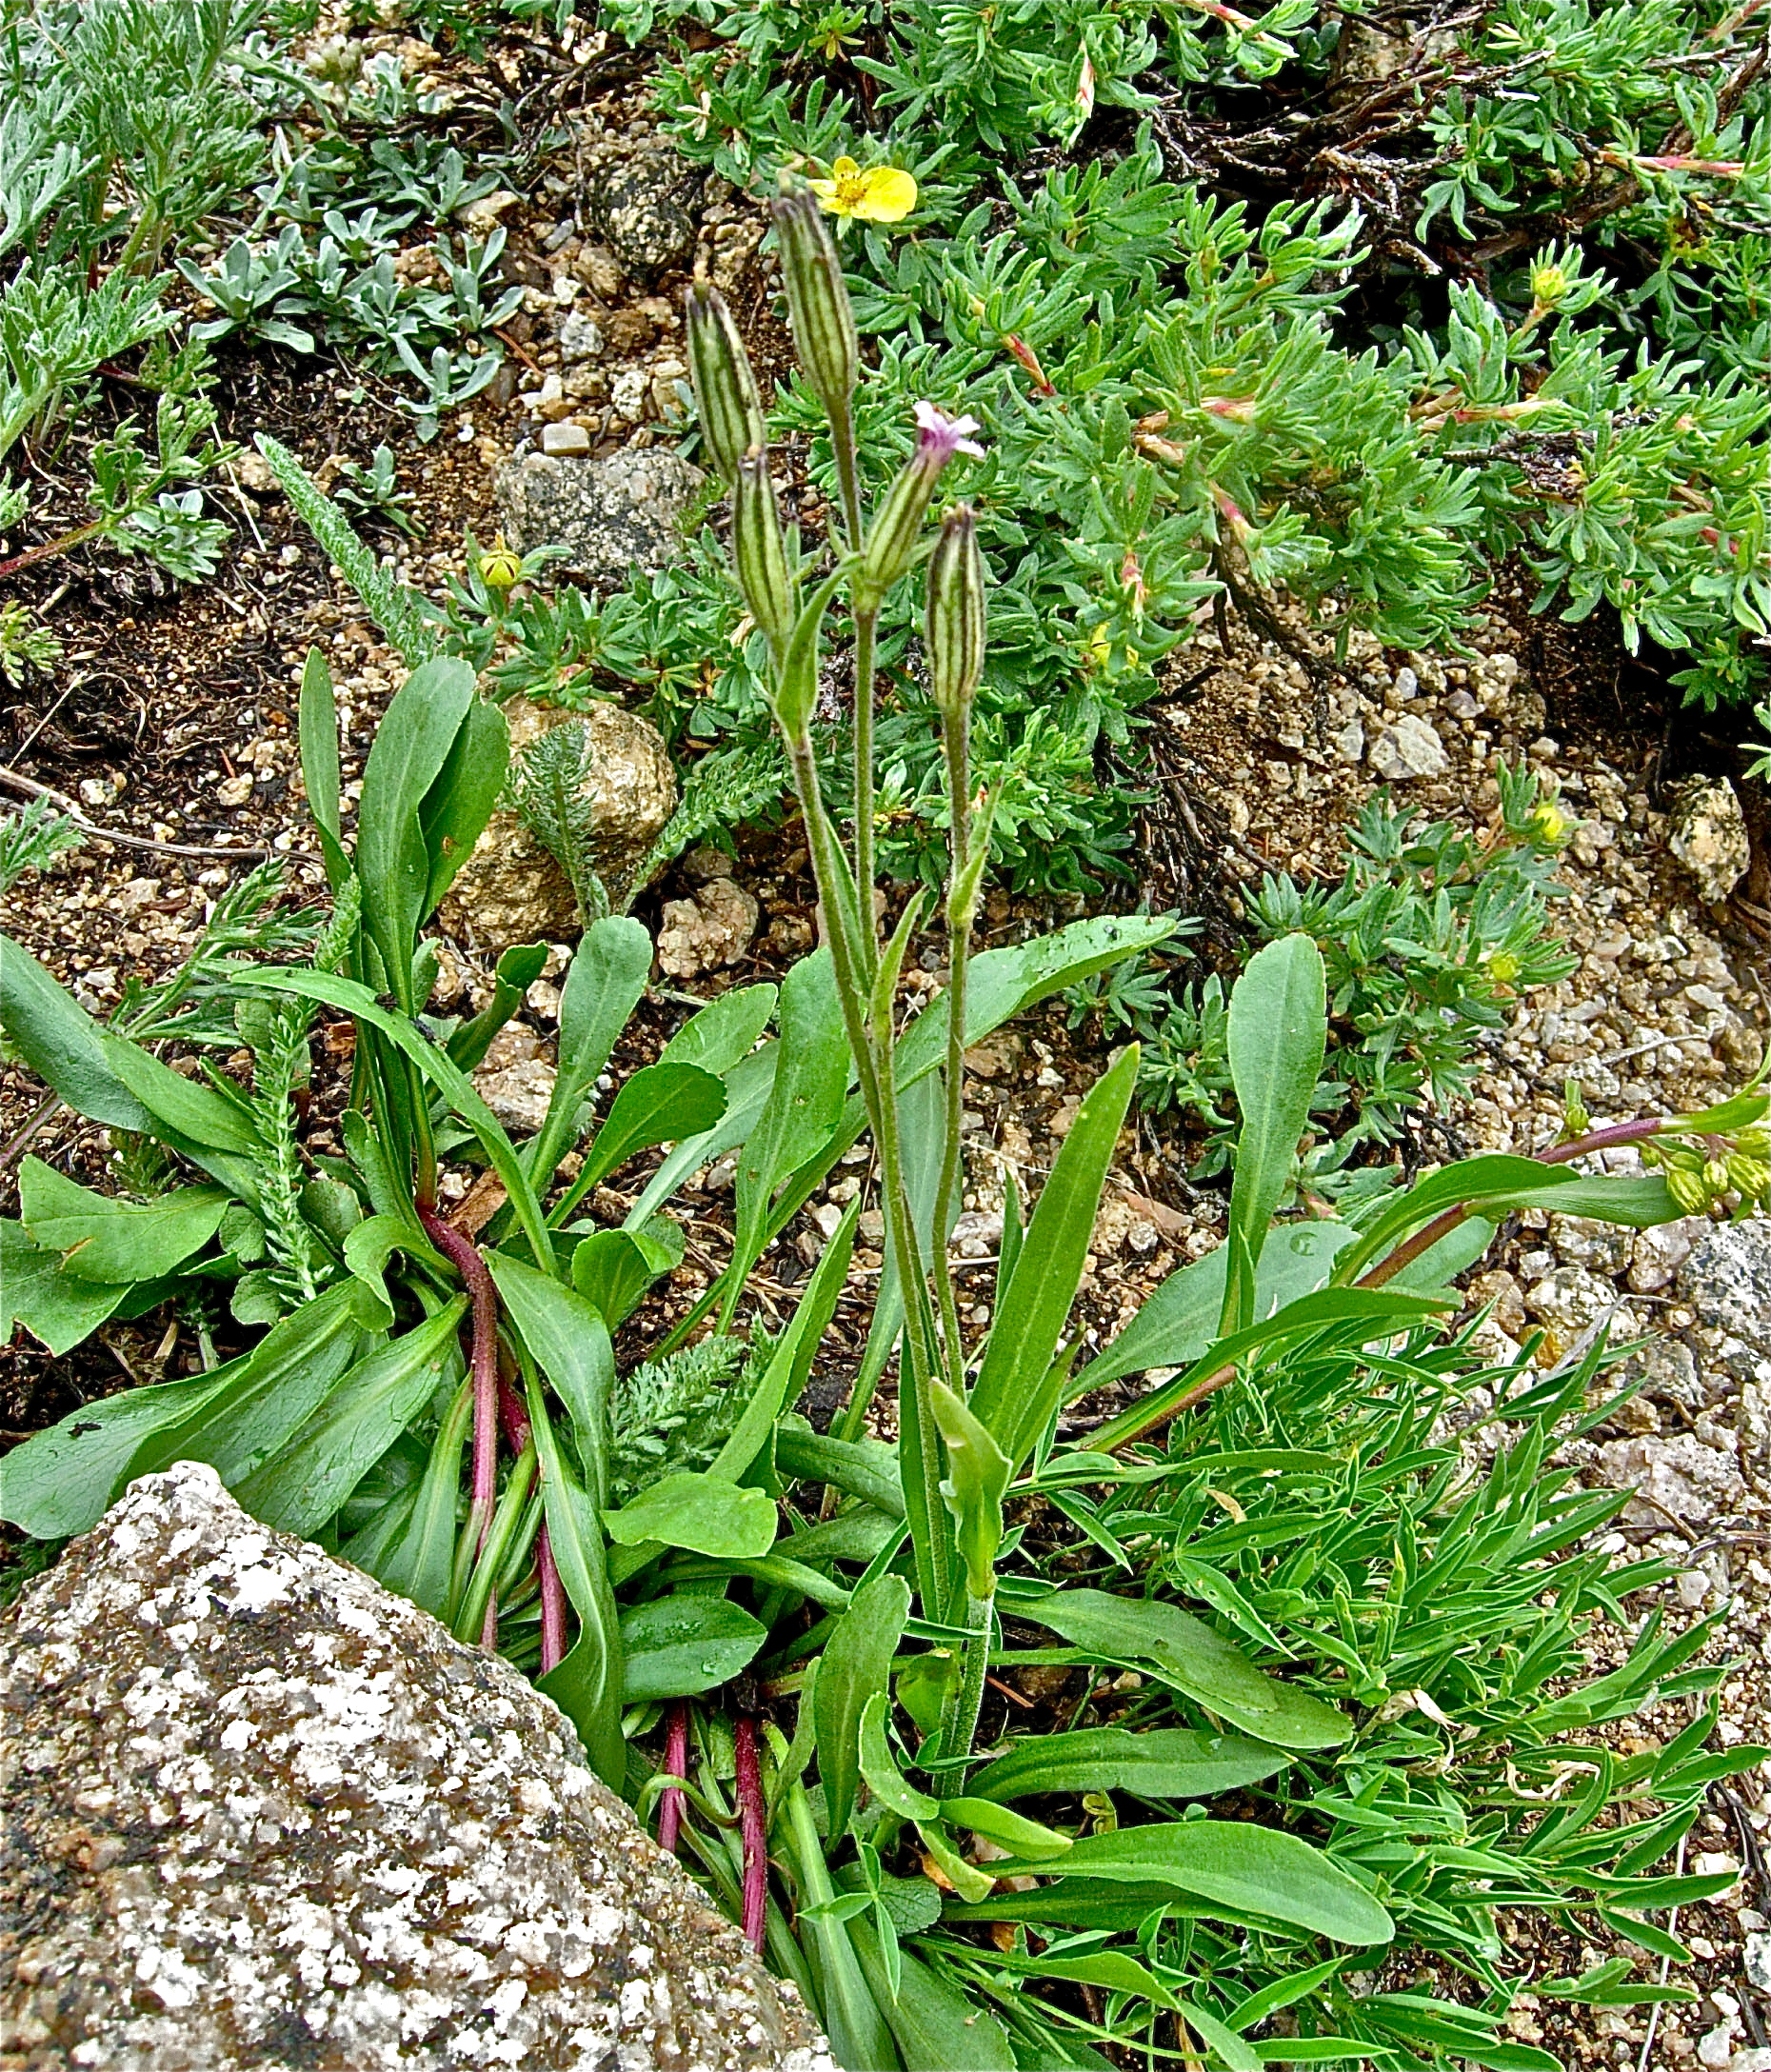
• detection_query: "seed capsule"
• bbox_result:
[771,185,859,424]
[925,505,985,719]
[732,448,796,658]
[686,284,766,485]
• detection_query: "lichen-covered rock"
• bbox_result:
[493,447,703,588]
[587,148,699,276]
[655,879,759,979]
[1668,780,1749,905]
[438,697,677,950]
[0,1463,833,2072]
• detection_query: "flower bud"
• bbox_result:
[771,184,859,425]
[1529,261,1569,310]
[1726,1153,1770,1200]
[925,504,985,719]
[1666,1164,1708,1215]
[686,283,766,486]
[478,532,522,592]
[731,447,796,658]
[858,401,985,608]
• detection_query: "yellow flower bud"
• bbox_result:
[478,533,522,592]
[1530,262,1569,310]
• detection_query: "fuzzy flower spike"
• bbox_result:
[809,154,918,223]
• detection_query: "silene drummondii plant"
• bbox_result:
[5,168,1771,2072]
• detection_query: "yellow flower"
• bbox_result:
[808,155,917,224]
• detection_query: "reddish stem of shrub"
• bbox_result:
[733,1715,767,1953]
[658,1702,690,1857]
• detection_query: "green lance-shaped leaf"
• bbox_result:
[18,1158,229,1283]
[298,645,350,890]
[127,1282,388,1492]
[527,913,653,1198]
[1024,1587,1350,1751]
[0,1221,130,1357]
[570,1224,682,1331]
[354,655,477,1006]
[574,1062,726,1192]
[619,1593,767,1703]
[966,1726,1292,1805]
[1221,933,1327,1335]
[967,1045,1140,1474]
[658,981,778,1076]
[847,1917,1017,2072]
[368,1374,472,1616]
[930,1382,1009,1602]
[0,932,153,1133]
[448,942,548,1070]
[1009,1821,1393,1946]
[1071,1220,1352,1395]
[604,1471,779,1559]
[420,692,508,915]
[814,1570,912,1843]
[527,1375,626,1787]
[237,1295,468,1537]
[486,1251,616,1505]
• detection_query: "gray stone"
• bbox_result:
[439,698,677,948]
[656,878,760,979]
[495,448,704,588]
[473,1053,558,1133]
[1593,1431,1747,1527]
[1366,714,1449,781]
[1669,780,1748,905]
[587,149,699,276]
[0,1462,832,2072]
[539,419,592,457]
[1680,1220,1771,1348]
[559,311,606,364]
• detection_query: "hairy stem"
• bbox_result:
[931,709,973,1398]
[658,1702,690,1856]
[417,1205,500,1554]
[852,608,880,968]
[786,729,948,1611]
[935,1589,995,1790]
[734,1715,768,1954]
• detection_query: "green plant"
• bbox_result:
[0,796,83,894]
[582,0,1768,900]
[1093,771,1580,1195]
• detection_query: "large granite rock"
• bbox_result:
[493,448,704,588]
[0,1463,832,2072]
[438,695,677,948]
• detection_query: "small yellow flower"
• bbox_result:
[808,155,917,224]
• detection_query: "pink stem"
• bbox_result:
[659,1702,690,1856]
[492,1356,568,1675]
[1356,1116,1667,1290]
[538,1531,567,1674]
[417,1205,500,1546]
[734,1715,767,1953]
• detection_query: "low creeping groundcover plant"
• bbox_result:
[4,185,1769,2072]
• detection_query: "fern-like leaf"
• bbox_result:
[256,433,442,666]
